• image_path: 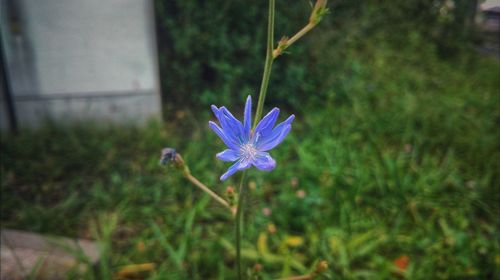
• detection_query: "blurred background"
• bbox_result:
[1,0,499,279]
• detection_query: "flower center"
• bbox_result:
[240,143,258,161]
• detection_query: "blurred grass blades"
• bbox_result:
[220,238,307,272]
[90,212,119,279]
[150,196,209,270]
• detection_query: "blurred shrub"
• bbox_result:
[154,0,480,112]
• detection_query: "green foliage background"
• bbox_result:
[155,0,480,111]
[1,0,499,279]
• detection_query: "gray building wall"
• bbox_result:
[0,0,162,130]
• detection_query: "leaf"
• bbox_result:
[219,239,307,272]
[150,221,182,268]
[329,236,349,269]
[347,230,376,251]
[257,232,269,255]
[285,236,304,247]
[115,263,156,279]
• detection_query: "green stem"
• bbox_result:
[253,0,276,128]
[235,1,275,279]
[235,171,247,280]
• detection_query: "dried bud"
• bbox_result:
[160,148,188,174]
[262,207,272,216]
[225,186,237,207]
[393,255,410,271]
[315,260,328,273]
[160,148,177,165]
[267,223,277,234]
[296,189,306,198]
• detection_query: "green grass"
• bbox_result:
[1,46,499,279]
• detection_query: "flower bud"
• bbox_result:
[160,148,177,165]
[225,186,237,207]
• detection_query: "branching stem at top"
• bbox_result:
[254,0,328,124]
[273,0,328,59]
[253,0,276,127]
[237,1,328,279]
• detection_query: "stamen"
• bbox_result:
[240,143,257,161]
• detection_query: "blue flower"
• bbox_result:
[209,96,295,181]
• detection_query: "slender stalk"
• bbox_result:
[253,0,276,127]
[183,172,233,213]
[273,23,315,58]
[235,171,247,280]
[173,154,234,214]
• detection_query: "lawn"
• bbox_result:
[1,46,499,279]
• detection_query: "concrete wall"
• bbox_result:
[0,0,162,129]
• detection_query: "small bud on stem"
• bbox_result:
[160,148,177,165]
[225,186,238,212]
[160,148,234,215]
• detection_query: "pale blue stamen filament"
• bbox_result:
[240,143,258,161]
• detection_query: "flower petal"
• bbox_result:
[220,162,239,181]
[220,107,246,142]
[256,115,294,151]
[253,152,276,171]
[212,103,248,144]
[254,108,280,137]
[212,105,240,144]
[243,96,252,139]
[220,160,251,181]
[209,121,239,150]
[211,105,221,117]
[216,149,240,162]
[257,124,291,151]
